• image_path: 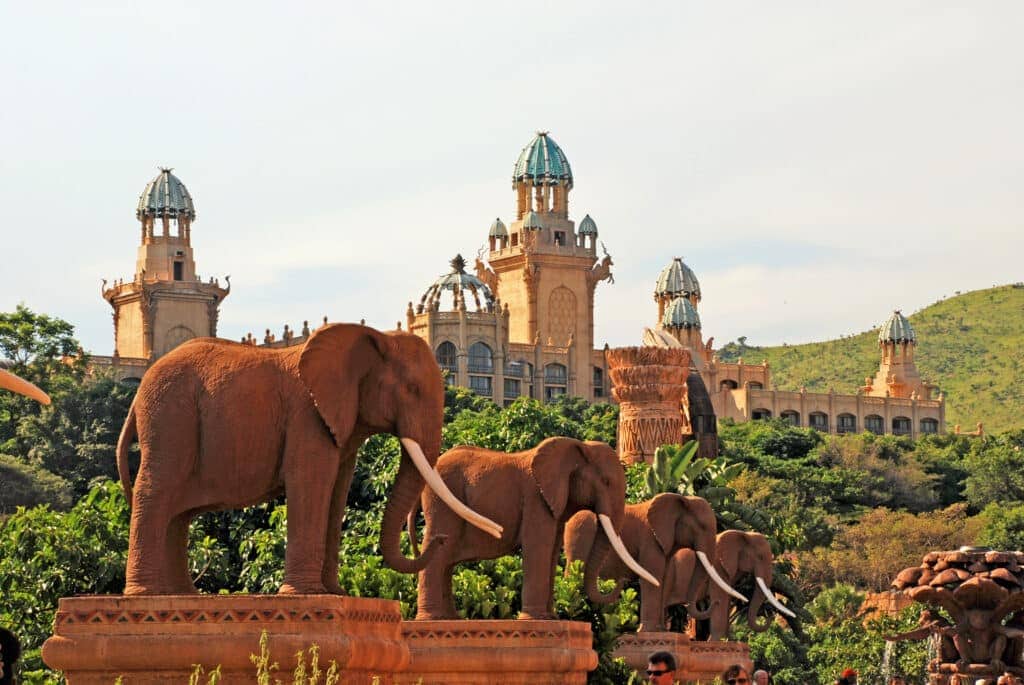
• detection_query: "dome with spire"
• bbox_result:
[137,168,196,221]
[513,131,573,189]
[662,296,701,329]
[878,310,916,343]
[578,214,598,236]
[655,257,701,299]
[489,218,507,238]
[418,255,495,313]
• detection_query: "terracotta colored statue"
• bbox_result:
[116,323,502,595]
[411,437,659,620]
[885,609,959,666]
[0,368,50,404]
[670,530,795,640]
[564,493,746,632]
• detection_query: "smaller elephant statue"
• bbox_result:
[412,437,660,620]
[0,368,50,404]
[564,492,746,632]
[671,530,794,640]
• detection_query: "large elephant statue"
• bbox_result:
[669,530,794,640]
[116,323,501,596]
[412,437,659,620]
[564,492,745,632]
[0,368,50,404]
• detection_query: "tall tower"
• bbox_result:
[484,132,611,399]
[102,168,229,363]
[864,310,932,399]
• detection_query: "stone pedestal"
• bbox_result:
[42,595,408,684]
[606,347,691,464]
[396,620,597,684]
[615,632,751,684]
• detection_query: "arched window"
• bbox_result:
[751,408,772,420]
[545,363,567,402]
[780,410,800,426]
[921,418,939,434]
[837,413,857,434]
[892,416,912,435]
[435,341,457,373]
[720,379,738,391]
[468,342,493,373]
[593,366,604,399]
[865,415,884,435]
[809,412,829,431]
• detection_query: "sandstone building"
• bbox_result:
[94,135,947,436]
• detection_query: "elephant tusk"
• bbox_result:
[400,438,503,539]
[598,514,660,588]
[698,551,748,603]
[756,576,796,618]
[0,368,50,405]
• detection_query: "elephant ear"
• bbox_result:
[647,493,685,555]
[298,323,391,447]
[717,531,742,580]
[531,437,585,519]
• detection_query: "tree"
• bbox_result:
[0,454,72,513]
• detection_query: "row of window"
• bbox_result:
[719,380,763,390]
[435,342,605,400]
[753,409,939,434]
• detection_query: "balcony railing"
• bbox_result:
[467,362,494,374]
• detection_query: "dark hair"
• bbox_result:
[722,664,749,681]
[0,627,21,685]
[648,650,677,672]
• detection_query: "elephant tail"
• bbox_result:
[117,398,137,508]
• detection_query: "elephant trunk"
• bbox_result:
[584,529,622,604]
[747,579,770,632]
[379,446,441,574]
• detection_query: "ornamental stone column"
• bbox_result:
[607,346,691,465]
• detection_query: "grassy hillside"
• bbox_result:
[716,284,1024,433]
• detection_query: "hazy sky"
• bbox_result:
[2,3,1021,356]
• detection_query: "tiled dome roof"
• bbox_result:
[513,131,573,189]
[522,211,544,230]
[137,168,195,221]
[662,296,701,329]
[878,310,916,343]
[489,218,508,238]
[655,257,700,299]
[419,255,495,312]
[578,214,598,235]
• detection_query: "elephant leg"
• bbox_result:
[280,449,337,594]
[165,511,197,594]
[708,589,729,640]
[520,532,558,620]
[416,557,455,620]
[321,454,356,594]
[637,550,667,632]
[125,494,175,594]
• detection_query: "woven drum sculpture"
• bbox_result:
[606,347,691,464]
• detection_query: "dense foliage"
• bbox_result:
[715,284,1024,433]
[2,307,1020,683]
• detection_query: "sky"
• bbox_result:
[1,2,1021,356]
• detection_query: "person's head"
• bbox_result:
[888,677,906,685]
[753,670,769,685]
[997,673,1020,685]
[646,651,676,685]
[0,627,21,685]
[721,664,751,685]
[841,668,858,684]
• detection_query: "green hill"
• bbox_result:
[716,284,1024,434]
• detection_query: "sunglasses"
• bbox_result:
[727,679,750,685]
[646,669,671,676]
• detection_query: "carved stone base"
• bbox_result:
[927,662,1024,685]
[396,619,597,684]
[615,632,751,683]
[42,595,408,684]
